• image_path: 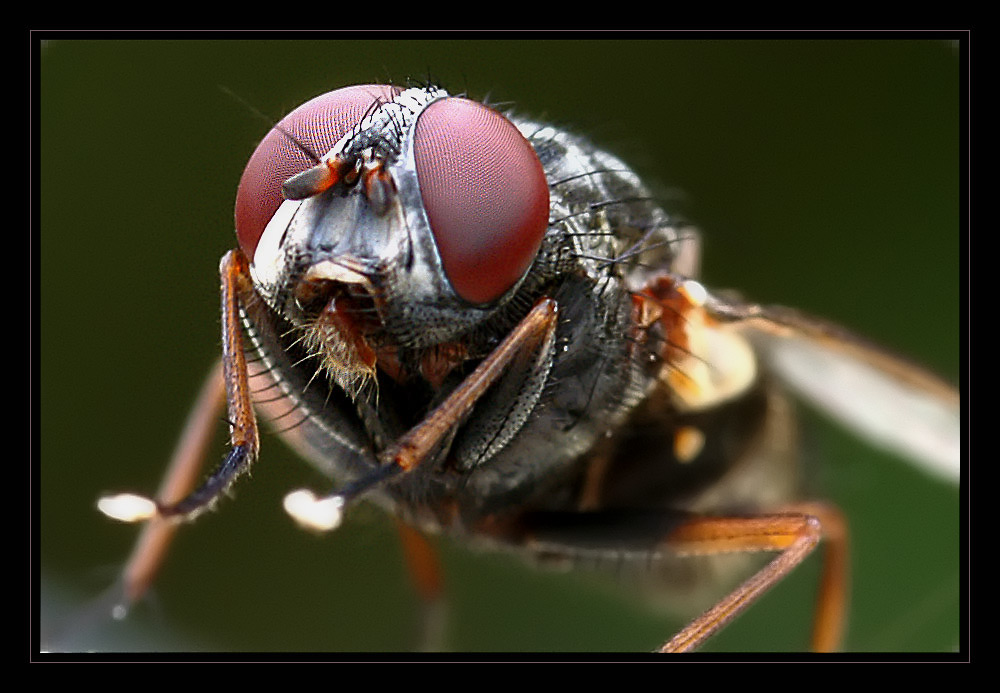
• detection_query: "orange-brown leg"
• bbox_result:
[659,503,848,652]
[385,298,558,472]
[396,521,448,651]
[98,249,262,525]
[788,502,849,653]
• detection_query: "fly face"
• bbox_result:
[74,80,960,653]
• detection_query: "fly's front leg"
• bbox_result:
[95,249,264,602]
[152,249,261,518]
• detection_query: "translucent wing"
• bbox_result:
[704,293,961,483]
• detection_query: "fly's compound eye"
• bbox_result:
[414,98,550,305]
[234,84,402,259]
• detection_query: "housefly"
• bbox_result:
[78,83,959,652]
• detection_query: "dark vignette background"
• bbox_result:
[39,38,961,653]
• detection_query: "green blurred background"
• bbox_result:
[39,38,961,654]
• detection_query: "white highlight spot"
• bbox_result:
[680,279,707,307]
[97,493,157,523]
[283,490,344,532]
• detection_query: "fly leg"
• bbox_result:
[395,521,448,651]
[98,250,264,527]
[505,503,848,652]
[658,502,848,652]
[83,250,266,632]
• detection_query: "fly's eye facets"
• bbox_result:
[414,97,549,304]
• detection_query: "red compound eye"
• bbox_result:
[235,84,401,259]
[414,98,549,304]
